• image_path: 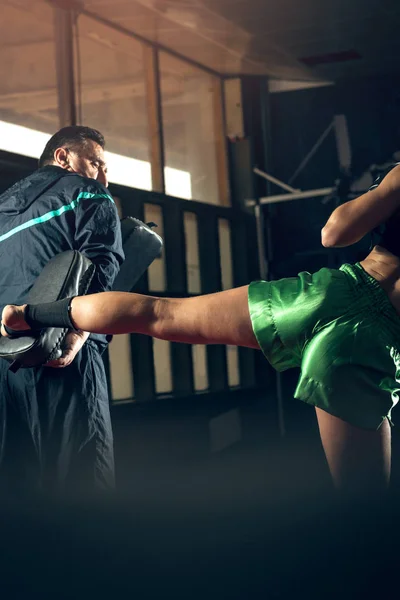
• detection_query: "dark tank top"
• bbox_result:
[370,163,400,257]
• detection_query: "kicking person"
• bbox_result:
[4,164,400,497]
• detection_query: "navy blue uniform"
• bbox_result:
[0,166,124,496]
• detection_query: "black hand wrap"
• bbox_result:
[25,297,76,331]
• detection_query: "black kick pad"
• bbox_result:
[0,250,95,372]
[112,217,163,293]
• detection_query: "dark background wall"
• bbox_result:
[267,75,400,277]
[270,75,400,195]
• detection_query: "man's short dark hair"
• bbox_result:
[38,126,105,168]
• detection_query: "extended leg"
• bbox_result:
[2,287,260,349]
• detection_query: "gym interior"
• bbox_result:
[1,1,400,597]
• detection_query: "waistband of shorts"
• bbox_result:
[339,262,400,337]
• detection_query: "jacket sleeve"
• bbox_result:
[73,182,124,293]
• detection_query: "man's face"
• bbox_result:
[56,140,108,187]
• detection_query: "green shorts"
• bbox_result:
[248,263,400,430]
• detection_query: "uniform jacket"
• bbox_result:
[0,165,124,348]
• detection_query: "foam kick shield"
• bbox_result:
[112,217,163,292]
[0,217,163,370]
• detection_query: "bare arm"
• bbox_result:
[321,164,400,247]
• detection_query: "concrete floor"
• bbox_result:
[0,385,399,599]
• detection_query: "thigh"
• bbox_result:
[165,285,259,348]
[248,268,350,371]
[316,408,391,497]
[297,317,395,495]
[296,318,397,431]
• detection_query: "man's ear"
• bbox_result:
[53,148,70,169]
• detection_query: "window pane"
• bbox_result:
[75,15,152,190]
[108,335,134,402]
[0,0,57,155]
[153,339,173,394]
[160,53,221,205]
[192,345,209,392]
[183,212,201,294]
[227,346,240,388]
[218,219,234,290]
[144,203,167,292]
[218,219,239,386]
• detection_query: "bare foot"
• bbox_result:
[1,304,29,337]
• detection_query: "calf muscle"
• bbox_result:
[156,286,259,349]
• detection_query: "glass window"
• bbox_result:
[153,339,173,394]
[108,335,134,402]
[144,203,167,292]
[227,346,240,388]
[159,53,223,205]
[218,218,234,290]
[218,218,240,386]
[74,15,152,190]
[0,0,57,156]
[183,212,201,294]
[192,345,209,392]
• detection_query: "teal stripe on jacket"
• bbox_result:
[0,192,114,243]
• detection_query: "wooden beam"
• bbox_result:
[0,75,183,112]
[53,5,77,126]
[212,77,230,207]
[143,46,165,193]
